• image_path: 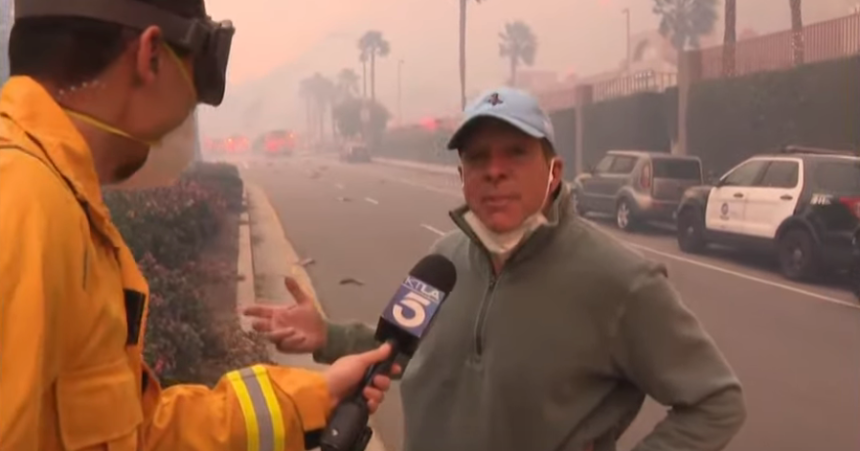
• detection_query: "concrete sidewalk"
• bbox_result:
[236,182,388,451]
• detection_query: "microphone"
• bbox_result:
[318,254,457,451]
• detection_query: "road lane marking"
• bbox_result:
[394,178,461,198]
[364,197,379,205]
[623,241,859,309]
[335,183,345,189]
[420,224,447,236]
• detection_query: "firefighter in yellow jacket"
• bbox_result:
[0,0,398,450]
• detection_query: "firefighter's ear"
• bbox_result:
[135,26,163,83]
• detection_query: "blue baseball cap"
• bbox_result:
[446,87,556,151]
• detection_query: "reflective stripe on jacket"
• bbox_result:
[0,76,332,451]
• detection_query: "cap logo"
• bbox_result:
[486,93,503,106]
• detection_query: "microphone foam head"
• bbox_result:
[409,254,457,297]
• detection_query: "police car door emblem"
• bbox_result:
[720,202,729,218]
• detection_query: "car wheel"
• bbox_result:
[676,208,706,253]
[777,228,819,281]
[616,199,637,231]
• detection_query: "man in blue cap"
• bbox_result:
[244,87,747,451]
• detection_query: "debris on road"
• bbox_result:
[339,277,365,286]
[336,196,352,202]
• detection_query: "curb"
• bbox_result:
[245,183,322,315]
[238,180,388,451]
[373,156,458,175]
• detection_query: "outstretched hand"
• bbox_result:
[242,277,327,353]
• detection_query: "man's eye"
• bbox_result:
[465,152,488,163]
[509,147,528,157]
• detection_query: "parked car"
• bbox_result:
[572,150,703,231]
[675,146,860,281]
[340,141,372,163]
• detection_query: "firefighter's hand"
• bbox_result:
[324,343,401,413]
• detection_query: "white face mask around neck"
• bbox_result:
[463,159,557,257]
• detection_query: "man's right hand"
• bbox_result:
[242,277,327,354]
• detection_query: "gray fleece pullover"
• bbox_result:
[314,183,745,451]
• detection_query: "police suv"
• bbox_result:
[675,146,860,281]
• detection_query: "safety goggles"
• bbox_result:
[15,0,235,106]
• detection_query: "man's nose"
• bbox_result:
[483,154,509,181]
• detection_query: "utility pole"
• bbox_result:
[623,8,631,73]
[397,59,404,126]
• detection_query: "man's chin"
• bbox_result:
[481,214,524,235]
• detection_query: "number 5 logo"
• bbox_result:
[392,293,430,328]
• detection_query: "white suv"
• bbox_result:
[675,146,860,281]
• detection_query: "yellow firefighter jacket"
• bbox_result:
[0,77,331,451]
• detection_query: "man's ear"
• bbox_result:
[458,165,464,186]
[550,158,564,189]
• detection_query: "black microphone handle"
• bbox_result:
[319,339,401,451]
[359,339,401,390]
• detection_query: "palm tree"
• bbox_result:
[359,50,369,98]
[357,31,390,102]
[789,0,804,65]
[499,20,537,87]
[652,0,719,67]
[299,74,336,141]
[723,0,736,77]
[336,68,361,101]
[299,77,316,140]
[458,0,484,111]
[310,73,335,141]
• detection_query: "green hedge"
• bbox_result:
[687,56,860,174]
[581,91,673,168]
[549,107,577,172]
[376,125,459,165]
[105,162,271,387]
[372,90,677,175]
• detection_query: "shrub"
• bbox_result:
[688,56,860,174]
[105,162,271,387]
[106,179,226,269]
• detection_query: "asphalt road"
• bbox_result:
[234,153,860,451]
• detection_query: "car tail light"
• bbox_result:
[640,163,652,191]
[840,197,860,219]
